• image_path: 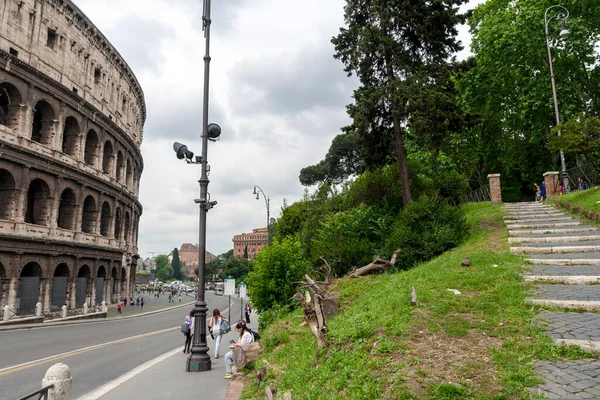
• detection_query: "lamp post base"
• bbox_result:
[186,353,211,372]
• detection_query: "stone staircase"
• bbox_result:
[504,202,600,398]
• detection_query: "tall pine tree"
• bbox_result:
[171,248,182,280]
[332,0,467,205]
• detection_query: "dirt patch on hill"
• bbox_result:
[398,328,504,398]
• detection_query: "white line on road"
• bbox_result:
[76,347,182,400]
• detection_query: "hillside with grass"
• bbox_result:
[240,202,592,399]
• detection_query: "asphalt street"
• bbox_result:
[0,293,239,400]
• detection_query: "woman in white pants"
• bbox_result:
[208,308,228,359]
[224,320,254,379]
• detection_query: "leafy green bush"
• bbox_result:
[310,205,394,276]
[385,196,468,269]
[257,303,295,331]
[246,237,310,313]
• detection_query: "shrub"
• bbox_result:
[246,237,310,312]
[385,196,468,269]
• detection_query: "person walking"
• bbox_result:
[117,302,122,315]
[182,310,194,354]
[178,293,182,302]
[140,297,144,311]
[208,309,229,359]
[224,320,254,379]
[244,303,251,323]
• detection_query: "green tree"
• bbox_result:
[456,0,600,191]
[157,266,174,282]
[332,0,467,205]
[299,131,363,186]
[246,238,310,312]
[171,248,182,280]
[154,254,169,271]
[222,256,252,282]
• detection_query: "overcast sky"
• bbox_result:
[74,0,485,258]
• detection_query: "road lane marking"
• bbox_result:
[76,347,182,400]
[0,326,179,376]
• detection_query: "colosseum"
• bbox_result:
[0,0,144,320]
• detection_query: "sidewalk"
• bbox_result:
[81,302,258,400]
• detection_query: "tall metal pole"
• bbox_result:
[186,0,212,372]
[253,185,270,245]
[545,5,570,192]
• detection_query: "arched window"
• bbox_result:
[84,130,98,166]
[96,266,107,304]
[57,188,77,230]
[81,196,97,233]
[31,100,55,145]
[0,169,17,220]
[76,265,91,308]
[0,82,23,130]
[116,151,124,182]
[18,262,42,315]
[25,179,51,226]
[124,211,131,242]
[114,208,122,240]
[125,159,132,188]
[51,263,69,310]
[62,116,79,156]
[100,201,111,237]
[102,140,113,175]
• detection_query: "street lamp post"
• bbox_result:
[172,0,222,372]
[253,185,270,245]
[545,5,570,192]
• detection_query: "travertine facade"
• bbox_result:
[232,228,268,259]
[0,0,144,318]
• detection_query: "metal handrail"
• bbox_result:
[564,163,599,189]
[16,384,54,400]
[459,185,491,204]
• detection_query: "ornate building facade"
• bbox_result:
[232,227,268,259]
[170,244,216,278]
[0,0,144,318]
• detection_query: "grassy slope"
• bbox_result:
[241,202,589,399]
[551,186,600,213]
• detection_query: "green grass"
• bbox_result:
[552,186,600,213]
[240,202,593,399]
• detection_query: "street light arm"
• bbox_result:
[253,185,271,245]
[545,5,569,33]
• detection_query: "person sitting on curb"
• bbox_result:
[223,320,254,379]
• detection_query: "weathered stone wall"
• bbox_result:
[0,0,144,317]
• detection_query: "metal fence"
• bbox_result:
[16,384,54,400]
[565,163,600,189]
[458,185,490,204]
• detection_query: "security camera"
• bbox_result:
[173,142,194,161]
[206,123,221,141]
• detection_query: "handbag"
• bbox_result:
[181,322,190,333]
[221,320,231,334]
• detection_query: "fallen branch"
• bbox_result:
[348,249,401,278]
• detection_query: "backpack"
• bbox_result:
[250,329,261,342]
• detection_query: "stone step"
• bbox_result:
[536,311,600,352]
[524,275,600,284]
[504,216,574,223]
[504,213,566,220]
[506,221,581,229]
[527,252,600,265]
[526,298,600,310]
[526,265,600,276]
[508,232,600,244]
[509,227,597,236]
[511,241,600,254]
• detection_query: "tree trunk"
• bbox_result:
[348,249,401,277]
[232,342,262,370]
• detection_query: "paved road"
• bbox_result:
[0,293,238,399]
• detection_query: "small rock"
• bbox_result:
[447,289,461,295]
[492,264,498,268]
[461,257,471,267]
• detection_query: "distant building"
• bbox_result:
[170,244,216,277]
[232,228,268,259]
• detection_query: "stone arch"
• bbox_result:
[116,151,124,182]
[96,265,107,304]
[102,140,114,175]
[51,263,69,310]
[57,188,77,230]
[125,159,132,188]
[84,129,99,166]
[76,264,91,307]
[114,207,122,240]
[121,266,127,283]
[18,262,42,314]
[62,116,80,157]
[0,168,18,220]
[0,82,23,130]
[100,201,111,237]
[24,178,51,226]
[124,211,131,242]
[81,195,97,233]
[31,100,55,145]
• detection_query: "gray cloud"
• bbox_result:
[227,43,355,117]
